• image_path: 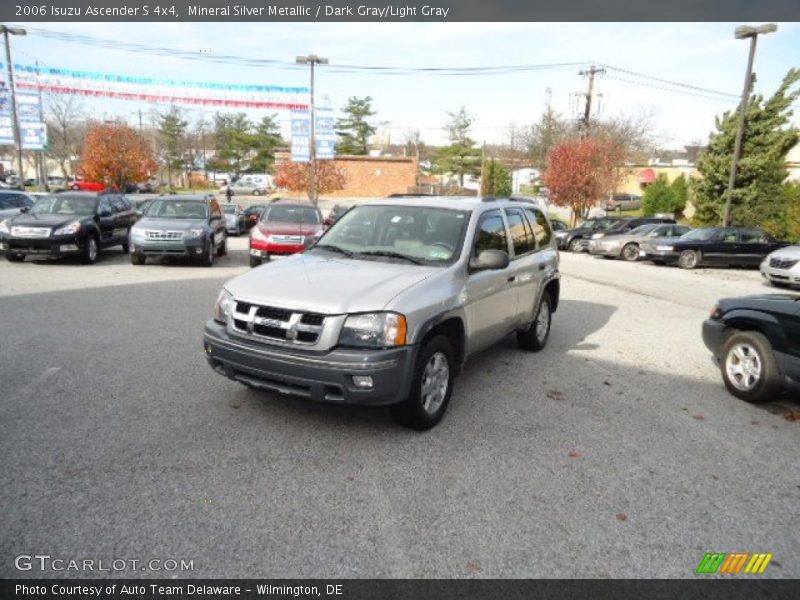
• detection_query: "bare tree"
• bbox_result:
[45,94,86,178]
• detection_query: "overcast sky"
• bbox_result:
[9,21,800,150]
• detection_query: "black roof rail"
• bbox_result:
[386,193,435,198]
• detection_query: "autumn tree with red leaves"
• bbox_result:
[542,137,623,225]
[274,161,346,203]
[81,123,157,191]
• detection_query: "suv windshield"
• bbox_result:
[681,228,718,241]
[31,195,97,216]
[265,205,320,224]
[316,204,468,264]
[146,200,209,219]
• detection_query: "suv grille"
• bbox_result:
[145,230,184,241]
[770,257,798,270]
[231,301,325,345]
[11,226,50,238]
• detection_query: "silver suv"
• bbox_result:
[204,196,560,429]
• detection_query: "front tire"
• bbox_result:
[83,235,99,264]
[252,189,262,196]
[5,252,25,262]
[202,239,215,267]
[568,239,582,253]
[131,253,146,265]
[517,292,552,352]
[391,335,455,431]
[621,243,640,262]
[678,249,700,269]
[122,228,131,253]
[249,255,262,268]
[720,330,781,403]
[217,236,227,257]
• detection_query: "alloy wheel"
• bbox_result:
[420,352,450,415]
[725,343,762,391]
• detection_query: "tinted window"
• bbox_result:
[674,225,692,237]
[31,195,98,216]
[740,228,767,243]
[681,228,718,241]
[720,228,739,243]
[111,196,128,213]
[0,195,18,209]
[505,209,534,256]
[525,207,552,248]
[474,210,508,255]
[265,205,321,224]
[146,200,209,218]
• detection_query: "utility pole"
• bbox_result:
[723,23,777,227]
[296,54,328,204]
[578,65,604,136]
[34,60,48,191]
[2,25,27,189]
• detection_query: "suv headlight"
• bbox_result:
[53,221,80,236]
[339,312,407,348]
[251,227,268,241]
[184,228,205,239]
[213,289,234,324]
[0,219,9,234]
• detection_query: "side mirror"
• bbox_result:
[20,206,29,213]
[469,249,509,272]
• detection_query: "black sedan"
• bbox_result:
[242,204,266,231]
[0,192,137,264]
[641,226,789,269]
[703,294,800,403]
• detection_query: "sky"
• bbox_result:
[7,21,800,151]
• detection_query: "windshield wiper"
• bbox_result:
[357,250,424,264]
[314,244,355,257]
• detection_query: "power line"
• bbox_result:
[604,74,736,103]
[600,64,739,99]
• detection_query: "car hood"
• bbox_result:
[6,213,88,229]
[225,252,441,314]
[719,294,800,316]
[258,222,322,235]
[766,245,800,260]
[135,218,207,230]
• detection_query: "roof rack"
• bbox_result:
[480,196,540,205]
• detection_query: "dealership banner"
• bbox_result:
[0,89,47,150]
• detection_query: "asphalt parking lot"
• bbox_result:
[1,240,798,578]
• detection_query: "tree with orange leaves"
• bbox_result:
[274,161,346,203]
[542,137,623,226]
[81,123,157,191]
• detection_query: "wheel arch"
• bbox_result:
[721,310,786,352]
[416,314,466,374]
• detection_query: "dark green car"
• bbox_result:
[128,195,227,266]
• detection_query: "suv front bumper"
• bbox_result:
[203,319,415,406]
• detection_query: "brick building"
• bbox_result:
[275,152,418,198]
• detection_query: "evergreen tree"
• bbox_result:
[158,107,188,187]
[693,68,800,227]
[434,107,482,187]
[642,174,676,215]
[213,113,254,176]
[335,97,376,155]
[249,115,284,174]
[670,174,688,214]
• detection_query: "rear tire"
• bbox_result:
[217,236,227,257]
[720,330,781,404]
[5,252,25,262]
[678,249,700,269]
[122,228,131,253]
[391,335,455,431]
[517,292,552,352]
[131,253,146,265]
[568,239,582,253]
[252,189,262,196]
[621,243,640,262]
[249,256,262,268]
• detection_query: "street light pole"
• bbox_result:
[296,54,328,203]
[2,25,27,190]
[723,23,777,227]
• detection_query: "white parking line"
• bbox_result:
[9,366,61,401]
